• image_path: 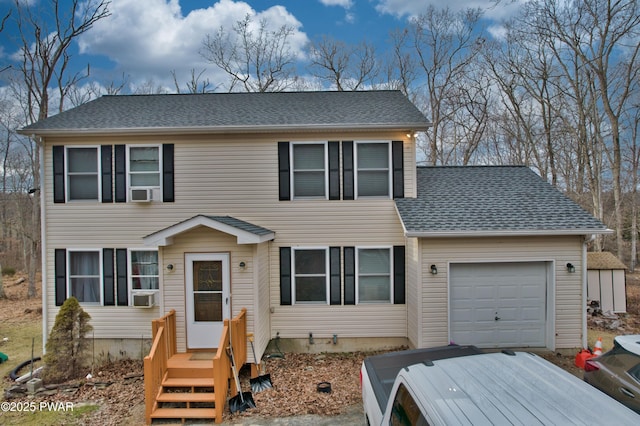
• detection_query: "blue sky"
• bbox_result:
[0,0,522,91]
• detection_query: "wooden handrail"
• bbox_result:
[144,309,176,424]
[144,308,247,425]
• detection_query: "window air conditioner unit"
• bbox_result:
[132,292,155,308]
[130,188,152,202]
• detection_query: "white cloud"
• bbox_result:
[374,0,522,20]
[319,0,353,7]
[77,0,309,89]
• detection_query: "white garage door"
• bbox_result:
[450,262,547,348]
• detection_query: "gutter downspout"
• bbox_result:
[39,139,48,353]
[581,234,596,349]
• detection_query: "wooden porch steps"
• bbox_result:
[150,352,222,424]
[150,407,218,420]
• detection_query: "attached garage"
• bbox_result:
[395,166,613,351]
[449,262,549,348]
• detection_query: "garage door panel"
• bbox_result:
[450,262,547,348]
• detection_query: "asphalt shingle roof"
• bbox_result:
[20,90,429,135]
[395,166,609,236]
[202,215,274,236]
[587,252,627,270]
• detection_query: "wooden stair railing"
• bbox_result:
[144,308,247,425]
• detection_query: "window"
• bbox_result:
[292,143,326,198]
[130,250,159,293]
[356,141,390,197]
[66,147,99,200]
[357,248,391,303]
[293,248,328,303]
[390,384,429,426]
[128,146,161,188]
[68,250,101,304]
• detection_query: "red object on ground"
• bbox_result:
[575,349,595,369]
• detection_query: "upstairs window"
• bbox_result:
[356,142,390,197]
[128,146,160,188]
[292,143,327,198]
[130,250,159,293]
[66,147,100,201]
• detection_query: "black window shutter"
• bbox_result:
[343,246,355,305]
[114,145,126,202]
[278,142,290,201]
[329,247,341,305]
[162,144,175,202]
[328,142,340,200]
[52,146,65,203]
[103,248,115,305]
[342,141,354,200]
[101,145,113,203]
[54,249,67,306]
[393,246,406,304]
[116,248,128,306]
[392,141,404,199]
[279,247,292,305]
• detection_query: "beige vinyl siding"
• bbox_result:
[405,237,420,347]
[42,131,412,344]
[252,242,271,362]
[419,236,584,350]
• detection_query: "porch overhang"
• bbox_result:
[143,215,275,246]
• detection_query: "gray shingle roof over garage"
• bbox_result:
[20,90,429,135]
[395,166,610,236]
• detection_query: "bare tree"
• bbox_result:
[403,6,486,165]
[9,0,110,297]
[307,36,379,91]
[534,0,640,260]
[201,14,299,92]
[171,69,218,94]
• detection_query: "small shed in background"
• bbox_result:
[587,252,627,313]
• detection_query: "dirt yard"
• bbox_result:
[1,271,639,425]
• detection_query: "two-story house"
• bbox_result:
[21,90,609,364]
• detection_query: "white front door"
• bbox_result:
[185,253,230,349]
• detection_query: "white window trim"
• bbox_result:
[292,247,330,305]
[128,248,160,297]
[67,248,103,305]
[290,141,329,200]
[355,246,393,304]
[65,146,102,202]
[126,144,162,199]
[354,140,392,199]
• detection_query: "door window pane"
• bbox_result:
[192,261,223,322]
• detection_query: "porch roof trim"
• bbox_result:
[143,215,275,246]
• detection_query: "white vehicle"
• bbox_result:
[361,345,640,425]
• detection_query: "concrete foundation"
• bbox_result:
[89,338,153,363]
[265,336,410,354]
